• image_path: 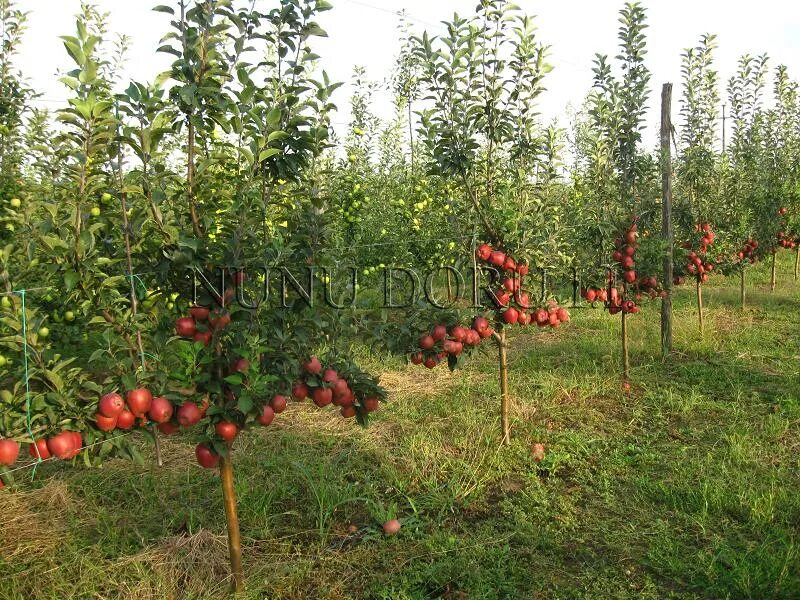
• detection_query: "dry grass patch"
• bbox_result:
[0,480,72,560]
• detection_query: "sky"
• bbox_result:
[12,0,800,149]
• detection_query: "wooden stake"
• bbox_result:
[220,453,244,593]
[498,329,510,445]
[660,83,673,357]
[795,246,799,281]
[621,311,630,381]
[696,279,704,334]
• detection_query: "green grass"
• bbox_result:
[2,254,800,599]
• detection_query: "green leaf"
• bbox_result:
[152,5,175,14]
[64,271,79,292]
[258,148,280,162]
[237,395,253,414]
[266,108,281,128]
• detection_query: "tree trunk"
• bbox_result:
[446,269,453,303]
[696,279,704,334]
[220,453,245,593]
[740,268,746,309]
[794,246,799,281]
[498,329,510,445]
[621,311,630,381]
[770,251,777,292]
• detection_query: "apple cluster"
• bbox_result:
[0,430,83,466]
[736,239,759,263]
[680,223,716,283]
[475,242,570,327]
[175,301,233,346]
[409,319,493,370]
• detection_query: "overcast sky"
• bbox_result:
[14,0,800,149]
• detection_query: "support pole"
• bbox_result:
[660,83,673,356]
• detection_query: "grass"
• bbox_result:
[2,254,799,599]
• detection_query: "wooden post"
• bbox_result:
[621,312,630,381]
[572,266,579,307]
[660,83,673,356]
[696,279,704,334]
[220,453,245,592]
[498,329,510,445]
[740,268,746,309]
[795,246,799,281]
[770,251,777,292]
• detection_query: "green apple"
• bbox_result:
[101,192,112,204]
[0,355,6,367]
[0,390,13,403]
[10,197,21,208]
[1,296,11,309]
[166,301,174,310]
[64,311,75,322]
[5,223,14,232]
[90,206,101,217]
[37,327,49,339]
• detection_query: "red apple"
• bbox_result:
[148,396,174,424]
[47,432,75,460]
[98,392,125,418]
[195,443,219,469]
[175,316,196,338]
[126,388,153,417]
[215,421,239,442]
[189,306,210,321]
[303,356,322,375]
[95,413,117,432]
[28,438,51,460]
[116,410,136,430]
[292,382,310,400]
[270,394,288,413]
[177,402,202,427]
[258,405,275,426]
[0,439,20,465]
[383,519,401,536]
[313,387,333,407]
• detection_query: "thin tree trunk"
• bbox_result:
[407,100,414,169]
[740,268,746,309]
[446,269,453,303]
[696,279,704,334]
[621,311,630,381]
[498,329,510,445]
[794,246,799,281]
[220,453,245,593]
[770,251,777,292]
[187,121,202,238]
